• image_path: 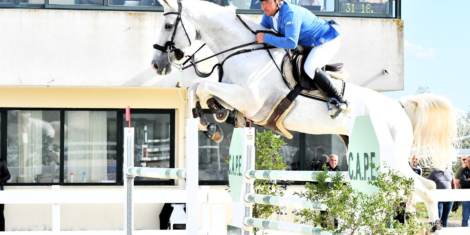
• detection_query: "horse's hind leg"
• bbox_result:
[408,170,439,224]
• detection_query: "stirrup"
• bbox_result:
[326,98,348,119]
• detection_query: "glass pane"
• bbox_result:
[7,110,61,184]
[49,0,104,6]
[19,0,45,4]
[198,113,231,182]
[124,113,172,182]
[305,134,347,171]
[0,0,15,4]
[296,0,335,12]
[198,113,300,182]
[108,0,161,6]
[340,0,390,14]
[64,111,117,183]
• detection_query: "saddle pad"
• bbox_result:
[281,56,346,102]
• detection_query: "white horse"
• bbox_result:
[151,0,457,226]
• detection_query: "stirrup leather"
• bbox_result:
[326,98,348,119]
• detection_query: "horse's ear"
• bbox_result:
[157,0,177,9]
[195,30,201,40]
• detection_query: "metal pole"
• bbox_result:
[245,194,326,210]
[127,167,186,179]
[246,170,349,182]
[244,218,329,235]
[185,119,199,235]
[124,128,135,235]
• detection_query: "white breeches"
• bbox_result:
[304,36,341,79]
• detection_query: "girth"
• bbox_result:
[256,49,346,139]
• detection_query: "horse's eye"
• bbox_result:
[165,24,173,30]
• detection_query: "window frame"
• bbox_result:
[123,109,176,186]
[1,108,176,186]
[0,0,401,19]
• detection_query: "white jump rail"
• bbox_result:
[229,126,470,235]
[229,128,335,235]
[124,118,199,235]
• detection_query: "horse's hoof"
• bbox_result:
[207,98,229,123]
[430,220,442,233]
[203,123,224,143]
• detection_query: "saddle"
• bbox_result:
[256,48,348,139]
[281,48,347,102]
[289,46,349,87]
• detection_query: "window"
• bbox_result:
[0,0,15,4]
[198,111,347,185]
[6,110,61,184]
[339,0,390,14]
[109,0,161,7]
[64,111,117,183]
[122,110,175,185]
[3,108,175,186]
[1,0,400,18]
[47,0,103,5]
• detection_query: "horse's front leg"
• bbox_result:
[196,80,264,119]
[188,82,224,143]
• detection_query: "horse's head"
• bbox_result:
[151,0,198,75]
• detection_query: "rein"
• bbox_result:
[180,15,279,81]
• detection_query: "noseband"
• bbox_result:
[153,1,191,62]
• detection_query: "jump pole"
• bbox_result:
[123,118,199,234]
[227,127,345,235]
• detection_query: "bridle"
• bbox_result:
[152,1,283,82]
[153,0,192,68]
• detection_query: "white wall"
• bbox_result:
[0,9,403,91]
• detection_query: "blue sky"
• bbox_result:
[383,0,470,113]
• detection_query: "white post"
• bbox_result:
[212,204,226,232]
[185,119,199,235]
[51,185,60,232]
[124,128,134,235]
[201,186,210,233]
[230,128,256,235]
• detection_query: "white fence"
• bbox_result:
[0,122,470,234]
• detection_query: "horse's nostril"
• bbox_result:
[153,63,158,69]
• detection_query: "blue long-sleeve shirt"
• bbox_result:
[260,2,339,49]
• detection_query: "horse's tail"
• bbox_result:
[399,93,458,170]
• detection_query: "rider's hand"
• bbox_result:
[256,33,265,43]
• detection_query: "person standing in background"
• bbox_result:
[410,155,422,176]
[459,157,470,227]
[0,158,11,232]
[428,167,455,227]
[455,155,467,189]
[327,154,340,171]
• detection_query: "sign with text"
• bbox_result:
[228,128,244,202]
[229,127,255,234]
[348,115,394,194]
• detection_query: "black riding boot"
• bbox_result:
[313,68,348,118]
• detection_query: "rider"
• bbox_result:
[257,0,348,115]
